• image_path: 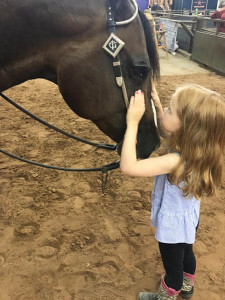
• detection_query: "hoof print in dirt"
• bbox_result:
[14,222,40,237]
[36,246,58,259]
[70,232,96,251]
[0,254,5,266]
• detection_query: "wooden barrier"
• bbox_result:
[145,13,169,58]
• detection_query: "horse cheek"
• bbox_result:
[57,56,102,119]
[56,54,127,143]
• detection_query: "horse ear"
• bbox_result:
[110,0,122,10]
[110,0,131,19]
[114,0,123,11]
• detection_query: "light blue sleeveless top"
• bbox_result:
[151,174,200,244]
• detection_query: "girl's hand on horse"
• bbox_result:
[127,90,145,126]
[151,79,170,139]
[151,79,161,108]
[151,79,164,120]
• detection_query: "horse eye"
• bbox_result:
[131,67,148,79]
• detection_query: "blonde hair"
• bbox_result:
[168,84,225,199]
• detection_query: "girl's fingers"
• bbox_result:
[127,90,146,124]
[135,90,143,95]
[134,90,144,101]
[129,91,145,113]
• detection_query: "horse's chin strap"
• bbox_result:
[102,0,137,109]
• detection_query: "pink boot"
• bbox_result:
[139,276,181,300]
[180,272,195,299]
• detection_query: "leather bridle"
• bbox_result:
[103,0,139,108]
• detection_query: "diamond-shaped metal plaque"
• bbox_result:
[103,33,125,58]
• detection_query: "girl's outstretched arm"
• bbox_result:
[120,91,180,177]
[151,80,171,139]
[120,90,145,174]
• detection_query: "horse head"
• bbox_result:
[0,0,160,158]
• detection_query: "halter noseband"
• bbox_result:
[103,0,138,108]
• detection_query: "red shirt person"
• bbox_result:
[211,0,225,33]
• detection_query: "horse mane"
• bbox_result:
[138,10,160,79]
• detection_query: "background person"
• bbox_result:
[211,0,225,33]
[151,3,163,11]
[136,0,149,11]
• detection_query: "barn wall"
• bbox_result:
[192,30,225,74]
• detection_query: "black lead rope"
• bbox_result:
[0,92,120,192]
[0,92,116,151]
[0,148,119,173]
[0,148,120,192]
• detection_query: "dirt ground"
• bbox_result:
[0,73,224,300]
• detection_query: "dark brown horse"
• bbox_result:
[0,0,160,158]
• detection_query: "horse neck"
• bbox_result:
[0,0,106,92]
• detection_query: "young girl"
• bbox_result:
[120,82,225,300]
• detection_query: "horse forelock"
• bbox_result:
[138,10,160,79]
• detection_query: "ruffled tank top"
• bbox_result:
[151,174,200,244]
